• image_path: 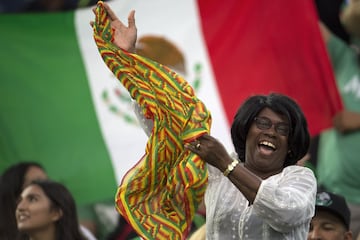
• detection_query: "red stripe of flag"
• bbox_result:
[197,0,342,136]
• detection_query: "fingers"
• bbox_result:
[185,139,202,152]
[198,133,210,141]
[184,134,210,151]
[103,2,119,21]
[90,7,96,27]
[91,2,135,30]
[128,10,136,28]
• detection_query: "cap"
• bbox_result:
[315,191,351,230]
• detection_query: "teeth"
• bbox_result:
[260,141,276,150]
[18,215,27,221]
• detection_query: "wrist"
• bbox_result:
[223,158,239,177]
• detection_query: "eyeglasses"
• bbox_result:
[254,116,290,136]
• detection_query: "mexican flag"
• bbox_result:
[0,0,341,206]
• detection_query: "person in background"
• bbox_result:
[0,162,48,240]
[315,0,350,43]
[318,0,360,238]
[308,190,353,240]
[16,179,86,240]
[0,162,97,240]
[91,3,317,239]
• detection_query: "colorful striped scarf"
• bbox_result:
[93,2,211,239]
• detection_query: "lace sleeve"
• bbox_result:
[253,166,316,232]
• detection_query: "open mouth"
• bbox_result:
[17,214,29,222]
[259,140,276,155]
[259,140,276,150]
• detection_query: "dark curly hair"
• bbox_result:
[230,93,310,167]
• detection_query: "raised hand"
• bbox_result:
[91,2,137,53]
[186,134,233,172]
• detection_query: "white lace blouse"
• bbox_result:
[205,163,317,240]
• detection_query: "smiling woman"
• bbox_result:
[16,180,86,240]
[187,93,316,239]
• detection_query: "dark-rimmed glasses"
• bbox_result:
[254,116,290,136]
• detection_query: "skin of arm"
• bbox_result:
[333,110,360,133]
[226,159,262,204]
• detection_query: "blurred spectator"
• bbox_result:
[317,0,360,238]
[0,161,97,240]
[315,0,350,43]
[0,162,48,240]
[16,179,86,240]
[308,190,353,239]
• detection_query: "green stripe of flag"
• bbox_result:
[0,11,117,205]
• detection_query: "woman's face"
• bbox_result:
[244,107,289,178]
[16,185,61,234]
[23,166,48,188]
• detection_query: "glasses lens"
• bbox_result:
[275,123,290,136]
[254,117,289,136]
[254,117,271,130]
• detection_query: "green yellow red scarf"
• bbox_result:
[93,2,211,239]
